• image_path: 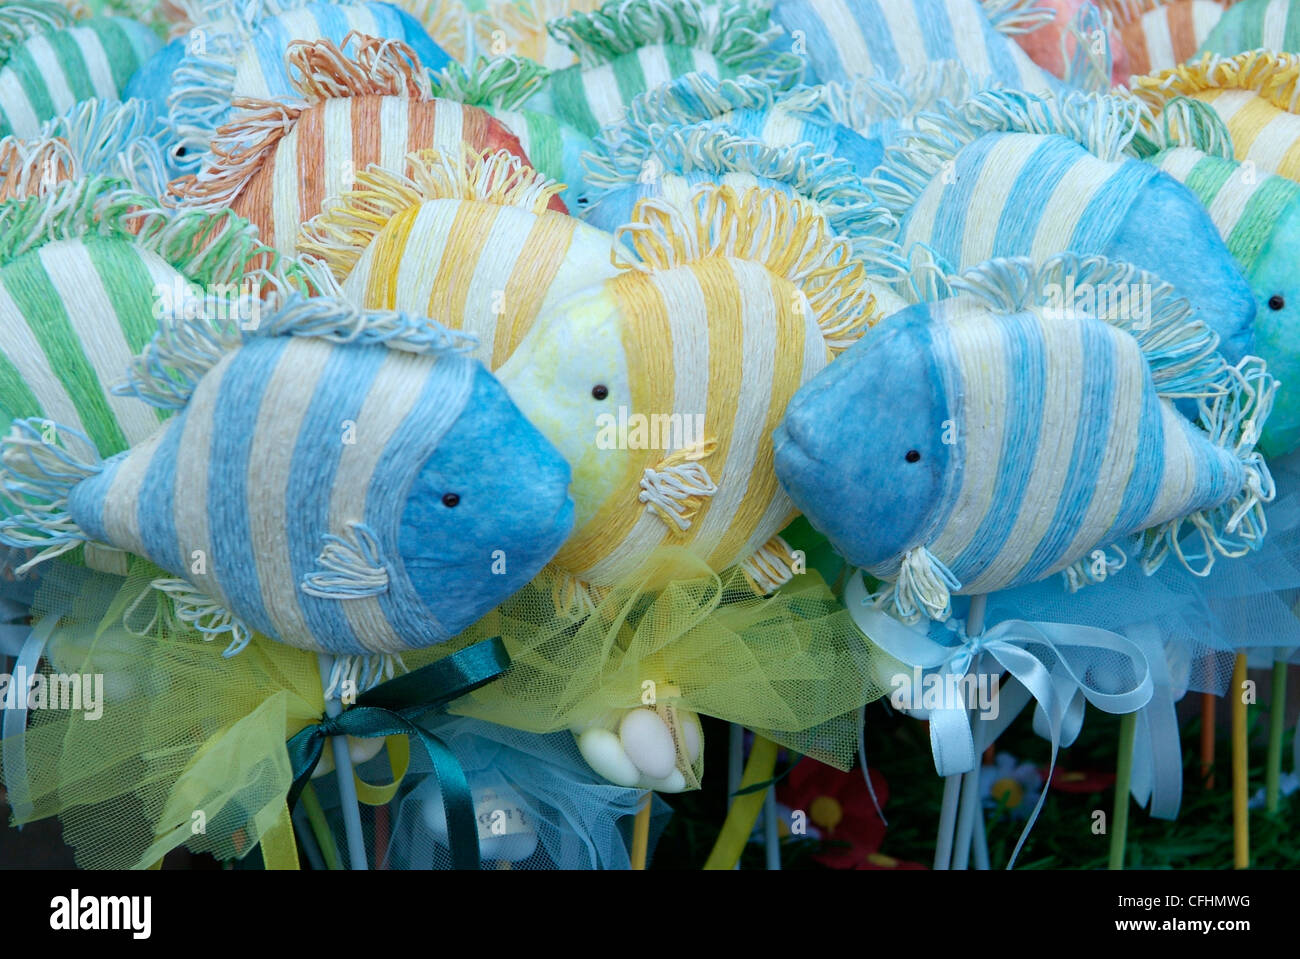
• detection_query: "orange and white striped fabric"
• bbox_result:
[1103,0,1237,78]
[299,146,618,369]
[170,32,562,254]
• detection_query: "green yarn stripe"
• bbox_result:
[609,52,648,117]
[4,44,56,130]
[549,67,600,138]
[1179,154,1237,211]
[46,28,95,103]
[1227,174,1300,272]
[0,345,45,433]
[1,255,128,455]
[663,42,696,78]
[85,17,137,93]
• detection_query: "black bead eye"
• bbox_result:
[442,493,460,508]
[905,450,922,464]
[591,384,609,400]
[1269,295,1286,311]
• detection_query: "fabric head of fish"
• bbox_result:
[497,183,883,599]
[775,253,1277,623]
[0,294,575,657]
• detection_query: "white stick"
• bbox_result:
[764,789,781,870]
[318,653,369,871]
[935,594,988,870]
[729,723,745,871]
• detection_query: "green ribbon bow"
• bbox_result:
[285,637,510,870]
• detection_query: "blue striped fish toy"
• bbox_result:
[124,0,450,175]
[870,88,1258,361]
[770,0,1058,93]
[0,293,577,656]
[0,3,161,139]
[516,0,804,139]
[774,253,1277,622]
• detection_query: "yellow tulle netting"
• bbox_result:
[0,544,883,868]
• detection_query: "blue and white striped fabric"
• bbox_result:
[770,0,1057,93]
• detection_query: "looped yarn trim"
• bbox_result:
[1129,50,1300,116]
[429,55,552,110]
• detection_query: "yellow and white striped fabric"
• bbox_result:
[497,186,883,596]
[299,147,619,368]
[1130,50,1300,181]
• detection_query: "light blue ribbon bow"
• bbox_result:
[846,571,1154,866]
[1122,624,1183,820]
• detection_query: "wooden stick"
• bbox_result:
[1109,712,1137,870]
[1266,654,1288,814]
[1232,653,1249,869]
[630,792,652,870]
[1201,692,1217,788]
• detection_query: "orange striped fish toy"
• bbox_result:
[1101,0,1237,79]
[171,33,562,255]
[1130,49,1300,180]
[299,146,620,369]
[496,184,887,606]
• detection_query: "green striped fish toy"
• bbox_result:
[869,88,1259,362]
[1200,0,1300,56]
[0,3,161,139]
[1153,144,1300,455]
[518,0,804,139]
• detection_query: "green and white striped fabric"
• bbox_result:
[0,14,160,139]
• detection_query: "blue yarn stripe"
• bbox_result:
[1069,161,1159,252]
[993,137,1081,256]
[135,415,186,577]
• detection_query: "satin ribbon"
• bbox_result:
[285,637,509,870]
[846,572,1154,866]
[1123,624,1183,820]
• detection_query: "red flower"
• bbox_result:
[778,760,922,869]
[1049,768,1116,794]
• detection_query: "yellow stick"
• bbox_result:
[630,791,652,870]
[1232,653,1249,870]
[704,735,779,870]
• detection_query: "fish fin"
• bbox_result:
[324,652,407,697]
[429,55,551,109]
[584,125,903,267]
[299,145,565,282]
[0,419,104,573]
[549,568,604,619]
[547,0,802,85]
[1133,96,1236,159]
[1130,51,1300,118]
[170,32,431,209]
[947,253,1225,399]
[1140,358,1278,577]
[620,71,787,130]
[301,523,390,600]
[1061,543,1129,592]
[782,61,982,134]
[886,545,962,624]
[868,88,1149,214]
[250,292,479,355]
[981,0,1056,35]
[615,184,885,352]
[740,535,799,595]
[638,439,719,531]
[1060,2,1111,95]
[150,577,253,657]
[0,2,76,66]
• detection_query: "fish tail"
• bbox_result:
[0,417,103,574]
[887,546,962,624]
[1141,359,1278,576]
[740,535,798,595]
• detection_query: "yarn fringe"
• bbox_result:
[638,439,719,531]
[981,0,1057,35]
[869,88,1150,214]
[1129,50,1300,116]
[301,522,390,599]
[547,0,802,85]
[740,535,798,595]
[149,577,253,657]
[880,546,962,624]
[620,71,791,130]
[1061,0,1112,95]
[1135,95,1236,159]
[428,54,550,109]
[0,419,102,573]
[324,651,406,697]
[1140,359,1278,577]
[614,184,881,352]
[0,2,76,65]
[299,146,564,280]
[781,61,981,134]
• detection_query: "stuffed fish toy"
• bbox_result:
[170,33,558,254]
[774,253,1276,622]
[496,184,884,602]
[0,292,577,655]
[1153,145,1300,455]
[0,2,161,138]
[770,0,1060,94]
[870,88,1258,361]
[125,0,450,174]
[1199,0,1300,56]
[517,0,803,139]
[0,97,170,200]
[1130,50,1300,183]
[299,146,620,369]
[470,0,602,69]
[1099,0,1232,77]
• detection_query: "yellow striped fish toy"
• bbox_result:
[1199,0,1300,56]
[471,0,602,69]
[124,0,451,174]
[869,87,1258,361]
[496,184,885,603]
[299,146,621,369]
[0,291,577,657]
[0,2,161,139]
[775,253,1277,622]
[169,33,554,255]
[1129,50,1300,181]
